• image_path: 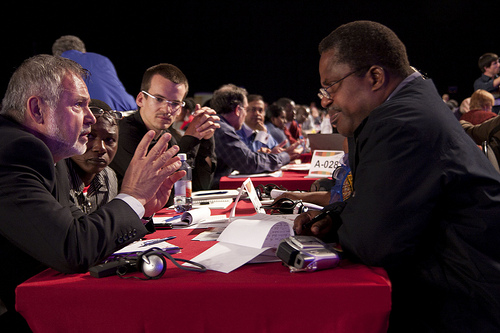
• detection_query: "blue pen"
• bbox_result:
[161,215,182,223]
[140,236,177,247]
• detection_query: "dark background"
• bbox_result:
[1,1,498,107]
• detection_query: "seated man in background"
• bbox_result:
[473,53,500,113]
[61,99,121,214]
[110,63,219,193]
[460,89,497,124]
[237,94,282,152]
[210,84,303,188]
[294,21,500,331]
[276,97,302,141]
[0,55,184,329]
[296,104,314,132]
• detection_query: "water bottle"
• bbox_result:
[174,153,192,212]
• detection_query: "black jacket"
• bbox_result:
[325,76,500,332]
[110,111,216,192]
[0,115,149,321]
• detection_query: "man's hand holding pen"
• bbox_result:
[293,210,334,238]
[293,202,347,242]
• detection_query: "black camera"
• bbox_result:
[276,236,339,272]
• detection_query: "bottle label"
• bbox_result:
[175,180,192,197]
[185,181,192,198]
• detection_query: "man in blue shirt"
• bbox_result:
[52,35,137,111]
[210,84,302,188]
[236,94,281,152]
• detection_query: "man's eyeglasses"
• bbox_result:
[142,90,186,112]
[90,107,123,119]
[318,67,369,100]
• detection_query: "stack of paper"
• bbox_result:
[186,213,296,273]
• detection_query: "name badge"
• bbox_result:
[255,131,269,144]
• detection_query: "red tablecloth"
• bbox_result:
[219,170,320,191]
[299,152,312,163]
[16,202,391,333]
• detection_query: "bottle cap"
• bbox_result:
[178,153,187,161]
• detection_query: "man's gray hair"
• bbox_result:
[52,35,86,56]
[1,55,88,123]
[210,84,248,115]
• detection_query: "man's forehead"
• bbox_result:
[61,72,90,97]
[320,52,352,82]
[249,100,264,107]
[150,74,186,95]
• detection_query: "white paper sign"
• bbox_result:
[307,150,344,178]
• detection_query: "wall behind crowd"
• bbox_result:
[1,1,497,106]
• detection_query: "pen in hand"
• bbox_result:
[302,210,329,230]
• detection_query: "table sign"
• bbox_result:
[307,150,345,178]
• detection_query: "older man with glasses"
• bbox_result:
[294,21,500,332]
[0,55,185,329]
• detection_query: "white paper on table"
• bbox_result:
[217,214,293,248]
[186,213,294,273]
[154,207,228,229]
[186,242,270,273]
[191,227,225,241]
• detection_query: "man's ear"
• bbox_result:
[368,66,386,91]
[136,91,145,108]
[234,105,241,117]
[26,96,45,124]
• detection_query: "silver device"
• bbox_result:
[276,236,340,272]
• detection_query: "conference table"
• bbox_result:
[218,153,327,191]
[219,169,319,192]
[16,200,392,333]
